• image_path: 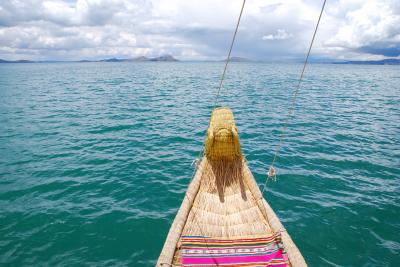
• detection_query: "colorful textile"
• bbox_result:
[181,233,288,267]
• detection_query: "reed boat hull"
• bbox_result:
[157,108,306,266]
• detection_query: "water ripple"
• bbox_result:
[0,62,399,266]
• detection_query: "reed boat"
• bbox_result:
[157,107,306,266]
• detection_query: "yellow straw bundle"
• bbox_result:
[205,107,241,161]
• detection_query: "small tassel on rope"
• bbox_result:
[267,166,277,181]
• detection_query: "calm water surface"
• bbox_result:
[0,62,399,266]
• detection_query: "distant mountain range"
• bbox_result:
[333,58,400,65]
[0,55,179,63]
[0,59,35,63]
[0,56,399,65]
[97,55,179,62]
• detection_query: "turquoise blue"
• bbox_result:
[0,62,399,266]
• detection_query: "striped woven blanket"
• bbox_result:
[181,233,288,267]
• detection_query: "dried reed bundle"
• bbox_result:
[205,108,241,161]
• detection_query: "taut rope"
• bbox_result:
[262,0,327,194]
[213,0,246,109]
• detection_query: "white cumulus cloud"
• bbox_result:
[262,29,293,41]
[0,0,399,60]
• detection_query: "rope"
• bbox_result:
[190,0,247,171]
[213,0,246,109]
[261,0,327,194]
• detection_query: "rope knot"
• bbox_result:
[267,166,277,181]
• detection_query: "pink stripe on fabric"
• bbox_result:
[182,250,283,265]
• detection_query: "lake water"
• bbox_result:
[0,62,399,266]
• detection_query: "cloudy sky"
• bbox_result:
[0,0,399,61]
